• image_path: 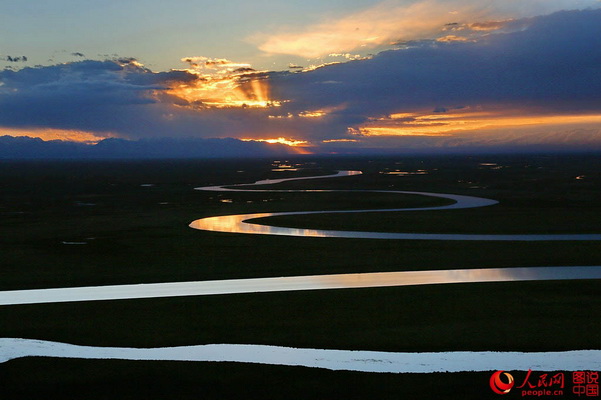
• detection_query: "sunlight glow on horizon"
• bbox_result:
[240,137,313,154]
[0,128,112,143]
[353,110,601,137]
[240,137,309,146]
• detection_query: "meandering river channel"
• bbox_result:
[2,170,600,373]
[189,171,601,241]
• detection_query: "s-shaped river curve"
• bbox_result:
[190,170,601,241]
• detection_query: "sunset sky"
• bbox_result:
[2,0,601,155]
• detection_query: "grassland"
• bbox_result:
[0,154,600,399]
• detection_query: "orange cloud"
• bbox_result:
[253,0,598,58]
[0,127,112,143]
[254,0,514,58]
[166,73,281,109]
[468,20,512,31]
[255,0,466,57]
[322,139,359,143]
[354,109,601,137]
[168,57,282,109]
[436,35,473,42]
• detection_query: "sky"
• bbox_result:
[2,0,601,155]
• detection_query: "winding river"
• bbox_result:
[189,170,601,241]
[2,169,600,374]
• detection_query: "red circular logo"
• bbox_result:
[490,370,515,395]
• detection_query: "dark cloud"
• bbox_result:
[0,58,292,139]
[433,105,467,113]
[4,55,28,62]
[0,60,161,134]
[233,67,256,74]
[71,52,85,57]
[271,9,601,133]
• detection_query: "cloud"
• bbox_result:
[1,9,601,155]
[180,57,256,74]
[3,55,28,63]
[0,57,303,141]
[318,127,601,155]
[352,110,601,137]
[0,59,162,135]
[0,127,109,143]
[269,9,601,140]
[254,0,600,58]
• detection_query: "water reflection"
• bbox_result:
[190,171,601,241]
[1,266,599,306]
[191,213,330,237]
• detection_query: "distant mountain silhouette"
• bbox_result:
[0,136,296,159]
